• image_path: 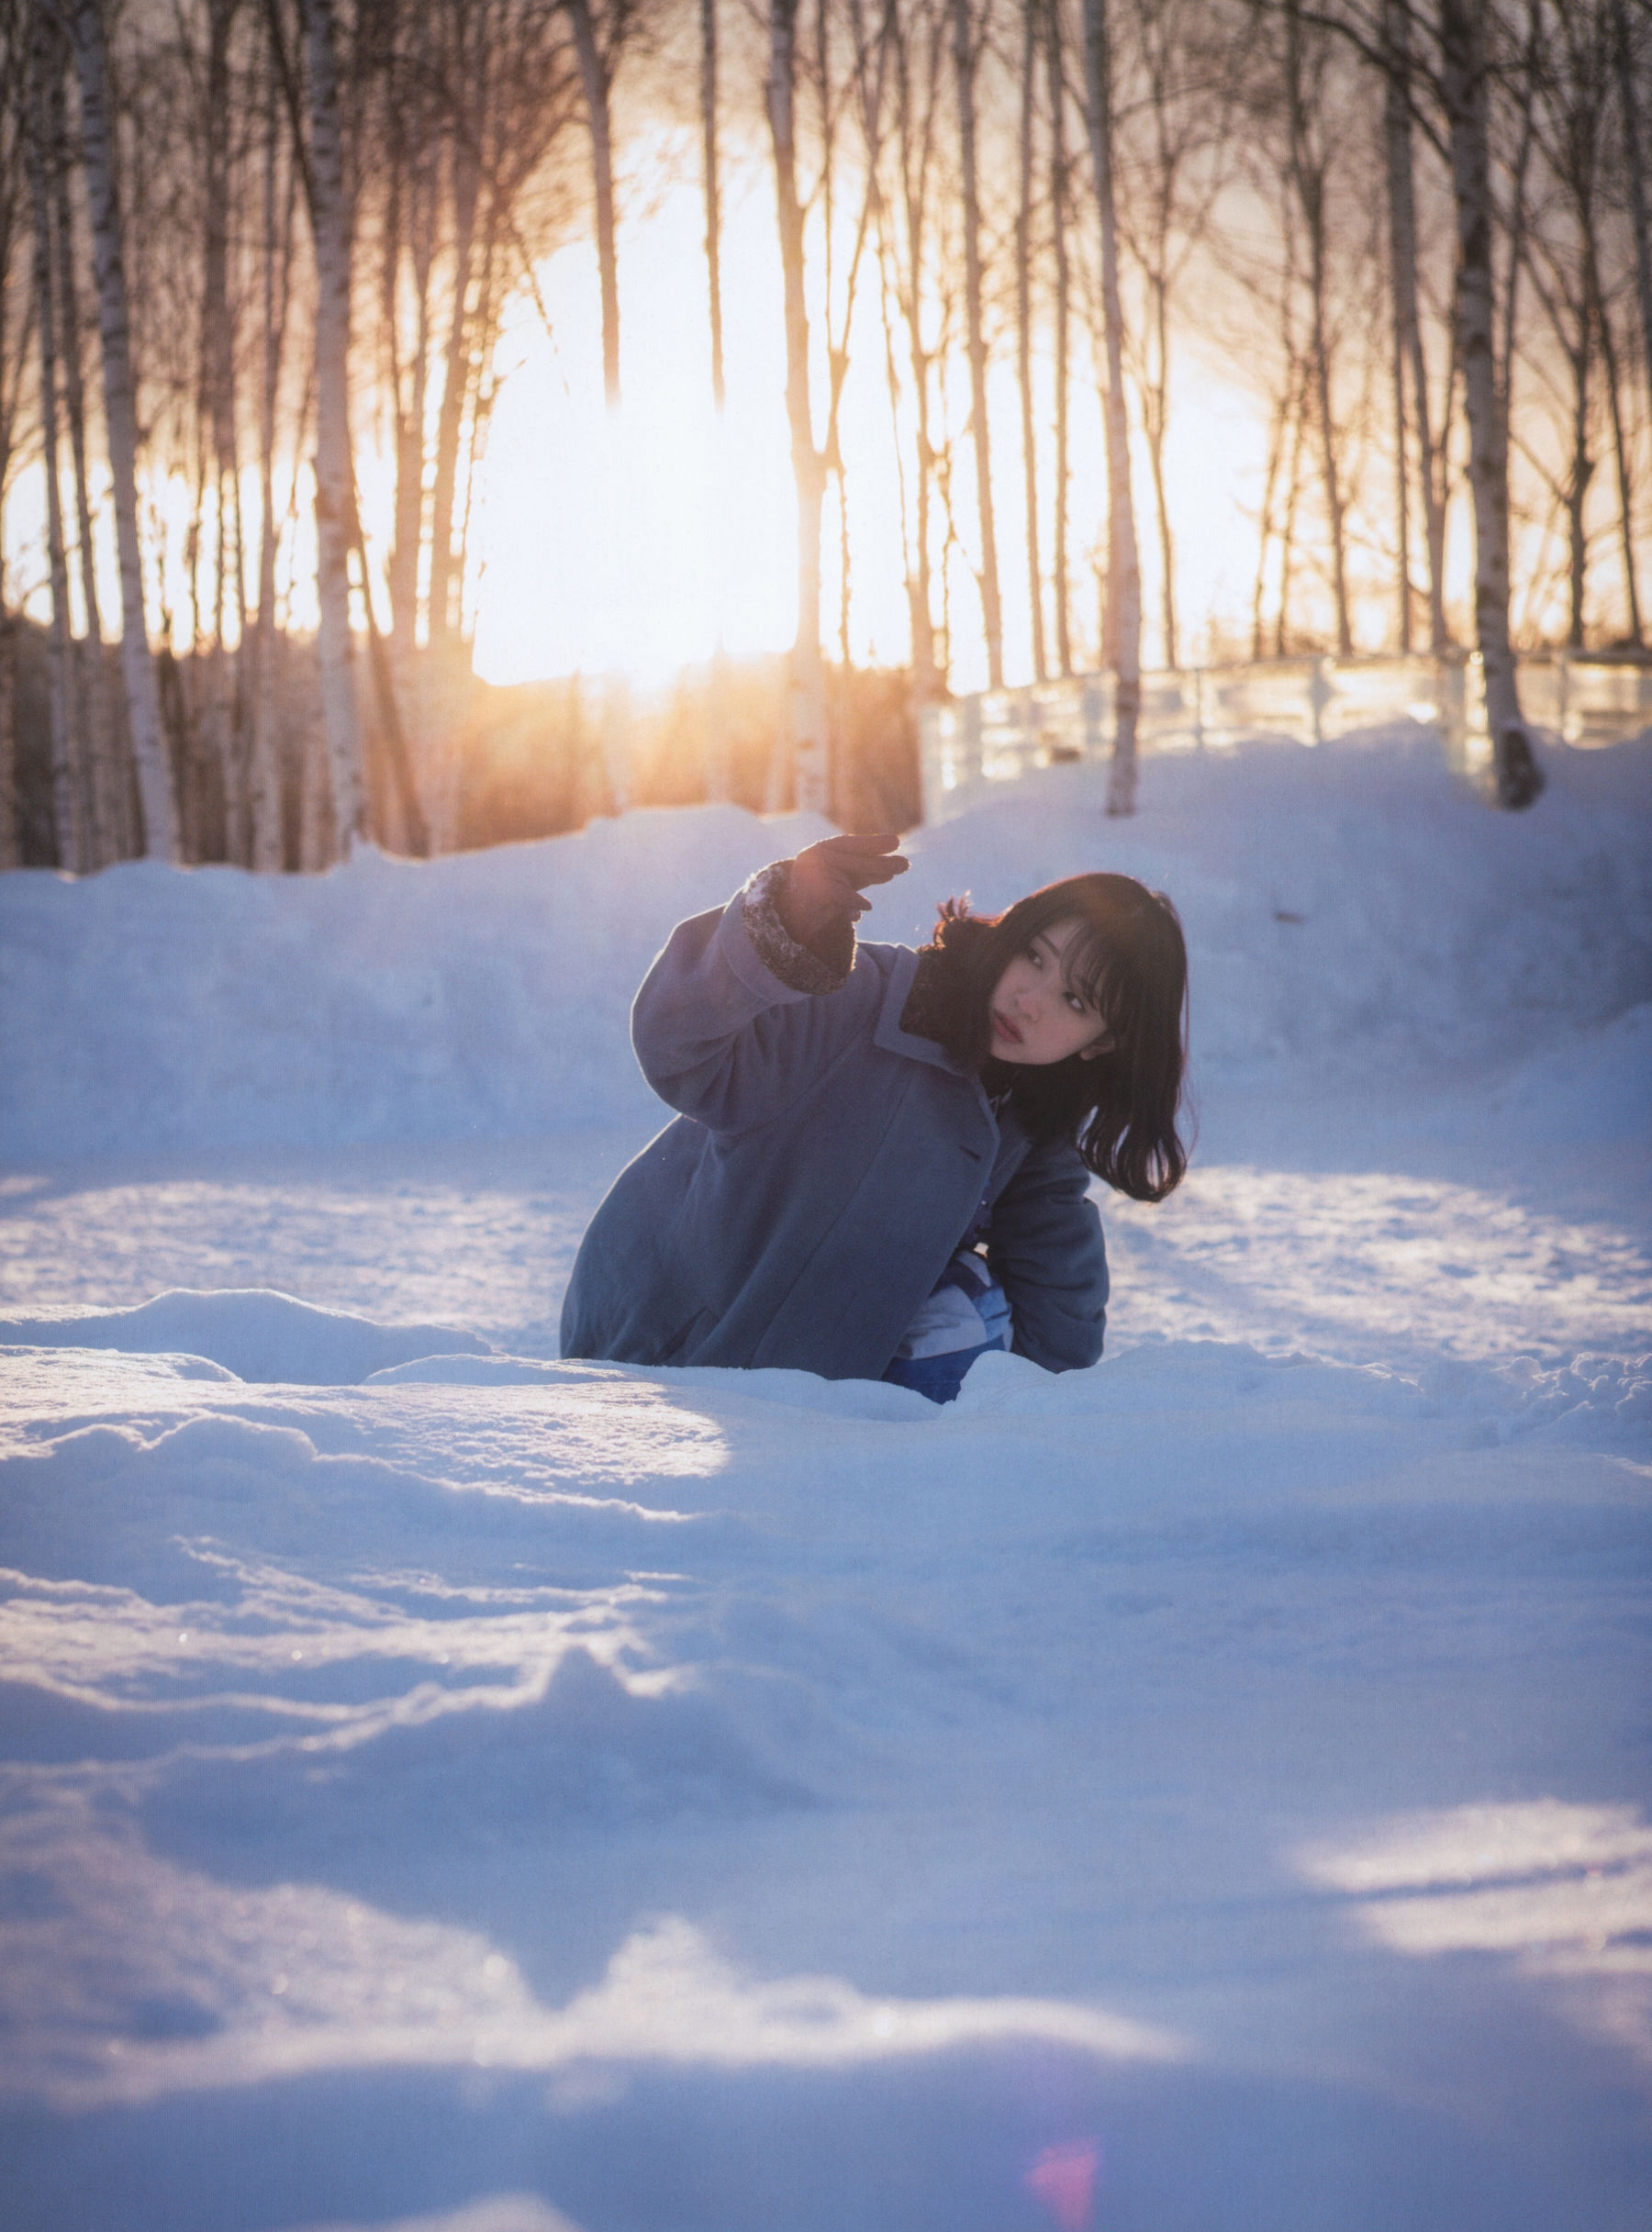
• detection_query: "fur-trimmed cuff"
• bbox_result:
[741,861,854,994]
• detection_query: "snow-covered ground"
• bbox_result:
[2,732,1650,2232]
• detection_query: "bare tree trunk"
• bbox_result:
[386,166,432,659]
[1045,0,1072,675]
[1284,0,1351,657]
[701,0,731,802]
[1017,0,1045,680]
[50,50,121,863]
[1383,0,1447,651]
[202,0,245,860]
[1082,0,1142,814]
[953,0,1003,689]
[300,0,366,849]
[69,0,180,861]
[250,45,292,871]
[1610,0,1652,411]
[1590,244,1643,642]
[1144,268,1177,670]
[427,99,480,650]
[1564,300,1591,650]
[1278,353,1308,653]
[701,0,725,413]
[1440,0,1542,807]
[765,0,829,816]
[28,18,84,872]
[1390,235,1410,653]
[350,494,428,854]
[893,0,943,700]
[1252,377,1289,660]
[567,0,620,407]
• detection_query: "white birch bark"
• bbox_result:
[765,0,829,817]
[952,0,1003,691]
[566,0,621,408]
[426,84,479,652]
[50,50,121,865]
[1439,0,1542,808]
[1082,0,1143,817]
[249,51,288,872]
[1610,0,1652,416]
[68,0,179,860]
[1283,0,1351,658]
[700,0,731,804]
[1045,0,1073,676]
[1383,0,1447,650]
[1016,0,1045,683]
[300,0,365,851]
[26,21,84,872]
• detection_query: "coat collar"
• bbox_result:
[869,945,975,1076]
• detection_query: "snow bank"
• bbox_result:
[2,1319,1647,2227]
[4,734,1648,1158]
[0,1288,492,1385]
[4,731,1650,2229]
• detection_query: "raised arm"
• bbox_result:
[631,838,908,1134]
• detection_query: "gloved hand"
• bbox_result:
[776,832,910,963]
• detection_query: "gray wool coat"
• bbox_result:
[558,870,1109,1382]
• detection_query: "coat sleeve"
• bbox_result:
[985,1139,1108,1372]
[631,872,882,1135]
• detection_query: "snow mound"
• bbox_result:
[369,1351,938,1420]
[5,739,1650,1157]
[0,1288,492,1386]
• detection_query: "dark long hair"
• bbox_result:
[903,873,1190,1202]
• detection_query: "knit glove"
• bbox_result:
[776,832,910,970]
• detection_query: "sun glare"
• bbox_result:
[1,131,1353,689]
[463,138,1278,694]
[470,168,798,689]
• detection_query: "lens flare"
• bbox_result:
[1023,2137,1101,2231]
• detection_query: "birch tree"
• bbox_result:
[248,30,296,869]
[1045,0,1074,675]
[1082,0,1143,814]
[296,0,366,851]
[951,0,1003,688]
[1381,0,1447,650]
[878,0,948,699]
[699,0,731,799]
[1281,0,1352,656]
[67,0,181,860]
[1609,0,1652,412]
[1016,0,1045,679]
[0,0,28,870]
[1439,0,1543,807]
[765,0,830,813]
[24,10,83,868]
[49,46,124,859]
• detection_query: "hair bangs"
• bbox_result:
[1053,916,1120,1026]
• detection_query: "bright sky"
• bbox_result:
[464,139,1275,693]
[6,129,1553,686]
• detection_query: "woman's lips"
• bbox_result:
[992,1011,1022,1044]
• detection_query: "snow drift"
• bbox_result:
[2,733,1649,2232]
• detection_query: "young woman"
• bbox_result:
[561,832,1189,1401]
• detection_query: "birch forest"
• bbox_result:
[0,0,1647,867]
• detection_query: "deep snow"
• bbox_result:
[2,731,1650,2232]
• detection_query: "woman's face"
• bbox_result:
[988,918,1114,1066]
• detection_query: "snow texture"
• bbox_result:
[2,731,1650,2231]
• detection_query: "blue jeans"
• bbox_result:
[882,1334,1009,1404]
